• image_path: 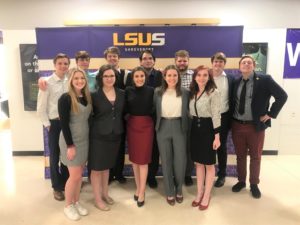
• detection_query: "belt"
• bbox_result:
[162,117,181,120]
[233,118,253,124]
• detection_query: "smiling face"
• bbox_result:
[106,53,120,68]
[102,69,116,88]
[239,56,256,78]
[175,56,189,73]
[212,59,225,76]
[133,70,146,87]
[76,57,90,71]
[164,69,179,88]
[195,68,209,89]
[71,71,86,93]
[54,57,70,76]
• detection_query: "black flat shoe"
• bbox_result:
[147,178,158,188]
[214,177,225,188]
[116,176,127,184]
[250,184,261,199]
[232,182,246,192]
[184,176,193,186]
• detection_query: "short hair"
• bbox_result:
[96,64,118,88]
[75,50,90,62]
[239,55,256,66]
[139,50,156,62]
[175,50,190,59]
[104,46,121,58]
[53,53,70,65]
[211,52,227,64]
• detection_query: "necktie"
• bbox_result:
[238,79,249,115]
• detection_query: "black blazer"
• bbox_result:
[90,88,125,136]
[153,87,190,132]
[126,68,163,88]
[226,73,235,116]
[232,72,288,131]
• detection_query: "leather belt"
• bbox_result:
[233,118,253,124]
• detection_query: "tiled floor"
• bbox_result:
[0,128,300,225]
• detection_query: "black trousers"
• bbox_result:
[216,111,231,177]
[48,120,69,191]
[147,133,159,180]
[110,131,126,178]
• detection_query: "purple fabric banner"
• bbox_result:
[284,29,300,79]
[36,26,243,59]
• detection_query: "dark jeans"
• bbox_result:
[48,120,69,191]
[216,111,231,178]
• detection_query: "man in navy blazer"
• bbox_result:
[231,55,287,199]
[210,52,235,188]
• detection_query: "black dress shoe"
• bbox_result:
[116,176,127,184]
[250,184,261,199]
[147,177,158,188]
[184,176,193,186]
[134,195,138,201]
[232,182,246,192]
[214,177,225,188]
[137,200,145,207]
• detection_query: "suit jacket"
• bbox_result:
[232,72,288,131]
[226,73,235,116]
[153,87,190,132]
[90,88,125,136]
[126,68,163,88]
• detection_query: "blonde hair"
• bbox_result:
[67,68,92,114]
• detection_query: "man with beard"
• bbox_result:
[175,50,194,186]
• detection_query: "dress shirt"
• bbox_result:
[161,89,182,117]
[214,71,229,113]
[180,69,194,89]
[37,73,68,127]
[189,89,221,129]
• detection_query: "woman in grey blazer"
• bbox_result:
[154,65,189,206]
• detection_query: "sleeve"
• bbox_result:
[37,88,50,127]
[266,75,288,118]
[58,94,74,146]
[210,90,221,134]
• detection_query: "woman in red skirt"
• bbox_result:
[125,66,154,207]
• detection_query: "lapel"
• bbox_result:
[252,72,259,101]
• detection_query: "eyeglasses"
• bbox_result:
[103,75,115,79]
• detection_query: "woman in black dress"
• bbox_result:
[125,66,154,207]
[189,65,221,210]
[89,64,125,211]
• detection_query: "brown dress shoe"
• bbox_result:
[53,190,65,201]
[166,197,175,206]
[175,195,183,203]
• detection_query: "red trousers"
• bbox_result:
[232,121,265,184]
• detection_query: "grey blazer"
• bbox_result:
[153,87,190,132]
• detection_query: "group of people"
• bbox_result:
[37,47,288,221]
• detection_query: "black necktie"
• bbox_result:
[238,79,249,115]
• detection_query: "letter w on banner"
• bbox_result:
[284,28,300,79]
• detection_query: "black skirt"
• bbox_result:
[190,116,216,165]
[89,134,121,171]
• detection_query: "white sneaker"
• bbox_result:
[64,204,81,221]
[75,201,88,216]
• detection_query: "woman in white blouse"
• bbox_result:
[153,65,189,206]
[189,65,221,210]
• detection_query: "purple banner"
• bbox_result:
[284,29,300,79]
[36,26,243,59]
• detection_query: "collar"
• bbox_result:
[53,73,67,81]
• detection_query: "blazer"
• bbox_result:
[232,72,288,131]
[226,73,235,116]
[153,87,190,132]
[90,88,125,136]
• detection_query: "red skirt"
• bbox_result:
[127,115,154,165]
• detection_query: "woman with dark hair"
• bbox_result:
[189,65,221,210]
[154,65,189,206]
[125,66,154,207]
[89,64,125,211]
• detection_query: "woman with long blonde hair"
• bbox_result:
[58,68,92,220]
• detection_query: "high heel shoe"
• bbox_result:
[175,195,184,203]
[192,194,203,207]
[199,197,210,211]
[137,193,145,207]
[134,195,138,201]
[166,197,175,206]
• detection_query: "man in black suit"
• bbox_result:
[210,52,235,188]
[231,55,287,198]
[126,50,162,188]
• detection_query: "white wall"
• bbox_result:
[1,0,299,154]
